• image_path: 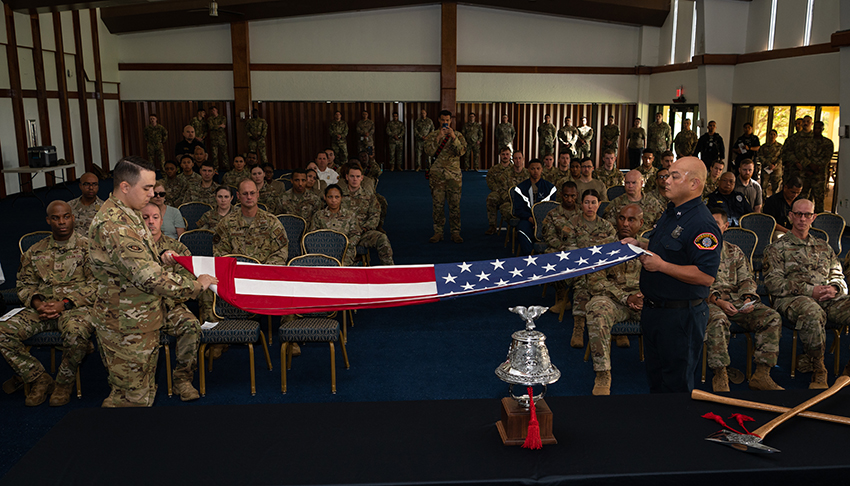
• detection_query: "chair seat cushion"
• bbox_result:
[201,319,260,344]
[611,321,641,335]
[23,327,62,347]
[278,318,340,342]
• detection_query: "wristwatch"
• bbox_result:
[62,298,74,310]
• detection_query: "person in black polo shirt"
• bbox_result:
[705,172,752,226]
[762,175,803,235]
[622,156,721,393]
[174,125,205,158]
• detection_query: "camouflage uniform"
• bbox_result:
[245,116,269,165]
[595,168,624,189]
[154,235,201,385]
[424,130,467,236]
[144,124,168,167]
[330,119,350,163]
[541,205,580,252]
[386,119,405,169]
[637,164,656,188]
[705,241,781,370]
[308,180,328,200]
[558,125,579,158]
[562,215,616,317]
[537,122,557,158]
[586,240,644,371]
[575,179,608,202]
[356,119,375,155]
[486,163,513,227]
[89,195,203,407]
[0,233,95,387]
[603,192,665,234]
[222,169,251,189]
[647,121,671,154]
[576,126,594,159]
[801,135,834,213]
[495,121,516,151]
[499,168,530,222]
[673,129,698,158]
[213,208,288,265]
[191,116,207,142]
[207,114,229,171]
[703,175,719,199]
[542,166,561,184]
[160,176,186,207]
[414,117,434,170]
[195,207,231,231]
[758,141,783,197]
[177,171,203,203]
[257,182,281,215]
[279,188,322,223]
[600,123,620,156]
[343,188,394,265]
[764,232,850,360]
[461,121,483,170]
[309,207,361,266]
[68,195,104,238]
[184,182,218,207]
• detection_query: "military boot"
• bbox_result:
[49,382,73,407]
[810,356,828,390]
[570,316,585,349]
[548,290,568,314]
[711,367,730,392]
[796,354,813,373]
[592,370,611,396]
[748,364,784,391]
[173,380,200,402]
[25,373,54,407]
[615,335,630,348]
[428,233,443,243]
[451,233,464,244]
[484,225,497,235]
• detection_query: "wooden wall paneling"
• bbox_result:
[231,21,251,157]
[30,13,54,186]
[71,11,90,179]
[4,4,28,197]
[440,2,457,112]
[89,9,109,172]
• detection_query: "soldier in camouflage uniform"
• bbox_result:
[626,118,646,169]
[215,179,289,264]
[414,110,434,171]
[586,204,645,395]
[144,114,168,168]
[703,159,725,199]
[342,164,394,265]
[495,114,516,152]
[498,152,530,225]
[763,199,849,389]
[636,149,656,188]
[305,167,328,200]
[758,129,782,197]
[558,117,579,159]
[595,149,624,189]
[191,108,207,143]
[249,166,281,215]
[485,147,514,235]
[329,111,349,163]
[183,161,218,206]
[89,157,214,407]
[196,186,233,231]
[705,208,783,393]
[801,121,834,213]
[576,116,594,159]
[386,112,405,171]
[542,182,580,315]
[161,160,186,207]
[647,112,671,155]
[537,114,557,159]
[461,112,483,171]
[541,154,559,183]
[309,185,361,266]
[0,201,95,407]
[673,118,698,158]
[600,115,620,156]
[424,110,467,243]
[68,172,103,237]
[222,155,250,188]
[177,154,202,206]
[279,169,322,222]
[141,203,203,401]
[206,106,229,172]
[604,170,665,234]
[245,109,268,166]
[356,111,375,156]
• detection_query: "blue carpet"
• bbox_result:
[0,170,847,478]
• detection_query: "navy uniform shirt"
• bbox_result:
[640,196,722,301]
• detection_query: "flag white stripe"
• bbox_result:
[192,256,219,293]
[233,278,439,299]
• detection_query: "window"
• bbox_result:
[671,0,679,64]
[689,2,697,60]
[804,0,814,47]
[773,106,791,143]
[768,0,777,50]
[820,106,840,147]
[752,106,769,142]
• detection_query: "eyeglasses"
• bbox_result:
[81,182,98,188]
[656,174,670,180]
[153,192,167,198]
[790,211,815,218]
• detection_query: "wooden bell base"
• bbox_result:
[496,397,557,446]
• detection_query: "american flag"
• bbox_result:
[174,241,643,315]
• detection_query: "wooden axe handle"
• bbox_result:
[753,375,850,438]
[692,389,850,426]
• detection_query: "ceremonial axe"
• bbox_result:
[704,375,850,453]
[692,389,850,426]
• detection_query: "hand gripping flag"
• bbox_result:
[174,241,644,315]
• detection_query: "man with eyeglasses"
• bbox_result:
[648,167,670,204]
[764,199,848,389]
[705,172,752,227]
[604,169,664,234]
[68,172,103,237]
[574,158,607,203]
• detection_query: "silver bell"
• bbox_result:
[495,306,560,407]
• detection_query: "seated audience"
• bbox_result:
[214,179,288,265]
[735,158,763,212]
[485,147,514,235]
[309,184,361,266]
[762,175,803,234]
[263,163,287,193]
[509,159,557,255]
[68,172,103,237]
[541,153,558,183]
[251,165,280,214]
[279,168,322,221]
[175,124,204,158]
[594,149,624,189]
[151,181,185,238]
[703,159,724,198]
[342,163,394,265]
[160,159,186,207]
[705,172,752,226]
[574,158,608,202]
[315,151,339,185]
[184,161,218,206]
[542,181,580,314]
[222,155,250,188]
[604,169,664,233]
[177,153,202,197]
[196,186,234,231]
[636,149,656,186]
[306,165,328,199]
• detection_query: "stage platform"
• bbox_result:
[3,389,849,485]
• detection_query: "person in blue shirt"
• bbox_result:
[621,156,722,393]
[510,159,557,255]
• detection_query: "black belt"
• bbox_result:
[645,298,704,309]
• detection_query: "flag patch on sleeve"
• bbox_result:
[694,232,719,250]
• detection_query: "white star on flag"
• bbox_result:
[461,282,475,290]
[589,246,602,254]
[458,262,472,273]
[491,259,505,270]
[577,257,589,265]
[543,263,556,272]
[608,249,621,256]
[496,279,509,286]
[476,271,491,281]
[443,274,457,284]
[557,251,571,260]
[509,268,523,277]
[523,255,538,266]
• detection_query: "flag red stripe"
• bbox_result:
[231,263,436,285]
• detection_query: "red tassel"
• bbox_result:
[522,386,543,450]
[730,413,758,437]
[701,412,745,435]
